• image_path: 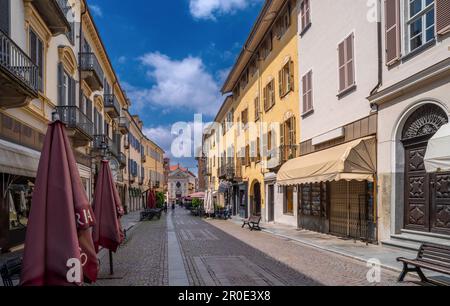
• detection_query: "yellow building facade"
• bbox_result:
[204,0,300,220]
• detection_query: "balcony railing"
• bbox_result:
[93,134,109,152]
[55,106,94,141]
[118,117,130,134]
[33,0,71,36]
[79,52,104,90]
[0,30,39,101]
[104,94,121,118]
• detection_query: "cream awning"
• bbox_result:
[277,137,376,186]
[424,123,450,173]
[0,139,41,178]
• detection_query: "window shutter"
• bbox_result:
[57,63,65,106]
[436,0,450,35]
[263,85,268,111]
[0,0,10,35]
[305,0,310,26]
[338,41,346,92]
[37,38,44,91]
[278,70,283,97]
[289,61,294,92]
[346,34,355,87]
[270,80,275,107]
[69,77,76,106]
[385,0,401,65]
[94,109,98,134]
[86,99,92,121]
[308,71,313,111]
[302,74,307,113]
[262,133,268,159]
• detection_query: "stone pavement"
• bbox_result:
[95,206,414,286]
[205,217,414,286]
[221,216,450,282]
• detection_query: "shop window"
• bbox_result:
[298,182,327,217]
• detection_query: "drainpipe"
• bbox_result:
[370,2,383,98]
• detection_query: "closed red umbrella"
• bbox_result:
[92,160,124,253]
[20,121,98,286]
[147,188,156,209]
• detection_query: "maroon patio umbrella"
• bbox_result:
[20,121,98,286]
[92,160,124,254]
[147,188,156,209]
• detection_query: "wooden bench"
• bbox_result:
[140,208,163,221]
[242,216,262,231]
[1,257,22,287]
[397,243,450,284]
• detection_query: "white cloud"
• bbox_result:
[117,56,127,64]
[143,126,174,155]
[124,52,222,116]
[89,4,103,17]
[189,0,260,20]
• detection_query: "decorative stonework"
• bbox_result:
[402,104,448,141]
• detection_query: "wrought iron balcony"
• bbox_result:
[118,117,130,134]
[0,30,39,108]
[32,0,71,36]
[93,134,109,152]
[55,106,94,146]
[104,94,120,118]
[79,52,104,91]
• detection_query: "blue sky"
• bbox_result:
[88,0,264,171]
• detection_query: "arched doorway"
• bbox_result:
[250,180,262,216]
[402,104,449,234]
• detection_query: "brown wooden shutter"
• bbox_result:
[338,41,346,92]
[263,85,268,111]
[289,60,295,92]
[270,80,275,107]
[302,74,307,113]
[385,0,401,65]
[346,34,355,87]
[305,0,310,26]
[278,70,283,97]
[307,71,313,111]
[436,0,450,35]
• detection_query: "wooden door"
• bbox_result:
[430,172,450,235]
[404,142,430,232]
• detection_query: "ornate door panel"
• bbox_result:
[430,172,450,235]
[404,144,430,232]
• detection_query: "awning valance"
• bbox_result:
[424,123,450,173]
[0,139,40,178]
[277,137,376,186]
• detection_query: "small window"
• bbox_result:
[30,29,44,92]
[300,0,311,34]
[279,61,294,97]
[338,34,355,95]
[406,0,435,53]
[264,80,276,112]
[241,109,248,129]
[254,97,260,121]
[302,70,313,114]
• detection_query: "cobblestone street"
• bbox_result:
[94,207,415,286]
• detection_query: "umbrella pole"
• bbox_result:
[109,250,114,275]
